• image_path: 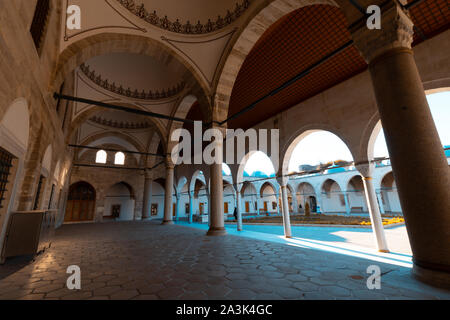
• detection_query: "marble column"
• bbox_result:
[352,2,450,285]
[255,194,260,215]
[277,177,292,238]
[188,190,194,224]
[343,192,351,215]
[207,127,226,236]
[376,191,385,214]
[235,184,243,231]
[291,190,298,215]
[174,194,180,221]
[358,164,389,253]
[142,169,152,220]
[162,160,174,225]
[315,193,323,214]
[276,193,281,216]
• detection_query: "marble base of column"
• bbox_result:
[206,226,227,236]
[412,263,450,289]
[207,162,227,236]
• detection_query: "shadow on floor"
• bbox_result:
[0,255,36,281]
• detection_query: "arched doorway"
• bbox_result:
[297,182,317,213]
[65,182,96,222]
[260,182,278,215]
[104,182,135,221]
[321,179,345,214]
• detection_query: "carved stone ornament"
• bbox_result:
[351,3,414,63]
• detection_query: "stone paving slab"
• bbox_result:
[0,221,448,300]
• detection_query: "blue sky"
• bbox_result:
[241,91,449,175]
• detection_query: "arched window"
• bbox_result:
[114,152,125,165]
[95,150,107,164]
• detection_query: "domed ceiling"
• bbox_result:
[117,0,250,34]
[88,110,153,130]
[84,53,186,95]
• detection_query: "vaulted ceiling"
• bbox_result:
[227,0,449,129]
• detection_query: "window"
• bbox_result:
[30,0,50,53]
[114,152,125,165]
[96,150,107,164]
[48,184,55,209]
[33,175,45,210]
[0,148,14,210]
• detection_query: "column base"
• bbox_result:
[412,263,450,289]
[206,227,227,236]
[378,249,390,253]
[162,220,174,225]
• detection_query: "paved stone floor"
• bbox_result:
[0,221,449,300]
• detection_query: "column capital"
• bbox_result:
[210,122,227,137]
[234,183,242,193]
[276,176,289,187]
[144,169,153,179]
[356,162,375,178]
[165,156,175,170]
[351,2,414,64]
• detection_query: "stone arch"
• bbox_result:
[106,181,136,200]
[237,150,276,186]
[169,94,198,135]
[176,176,188,195]
[0,98,30,157]
[361,87,450,166]
[213,0,339,122]
[190,170,207,195]
[66,102,167,146]
[260,181,278,197]
[241,181,257,196]
[80,131,146,154]
[53,33,210,100]
[359,113,382,164]
[41,144,53,177]
[241,181,258,214]
[104,181,136,221]
[321,178,343,194]
[381,171,395,190]
[53,160,62,184]
[65,181,97,222]
[281,125,355,176]
[297,182,317,211]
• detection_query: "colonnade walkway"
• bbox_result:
[191,222,413,257]
[0,221,448,300]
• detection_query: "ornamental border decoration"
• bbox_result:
[80,63,185,100]
[89,115,152,129]
[116,0,251,35]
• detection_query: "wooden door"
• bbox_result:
[65,182,96,222]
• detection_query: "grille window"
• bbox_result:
[0,148,14,209]
[48,184,55,209]
[33,175,45,210]
[30,0,50,53]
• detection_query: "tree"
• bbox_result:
[305,202,311,217]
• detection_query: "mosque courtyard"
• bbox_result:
[0,221,448,300]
